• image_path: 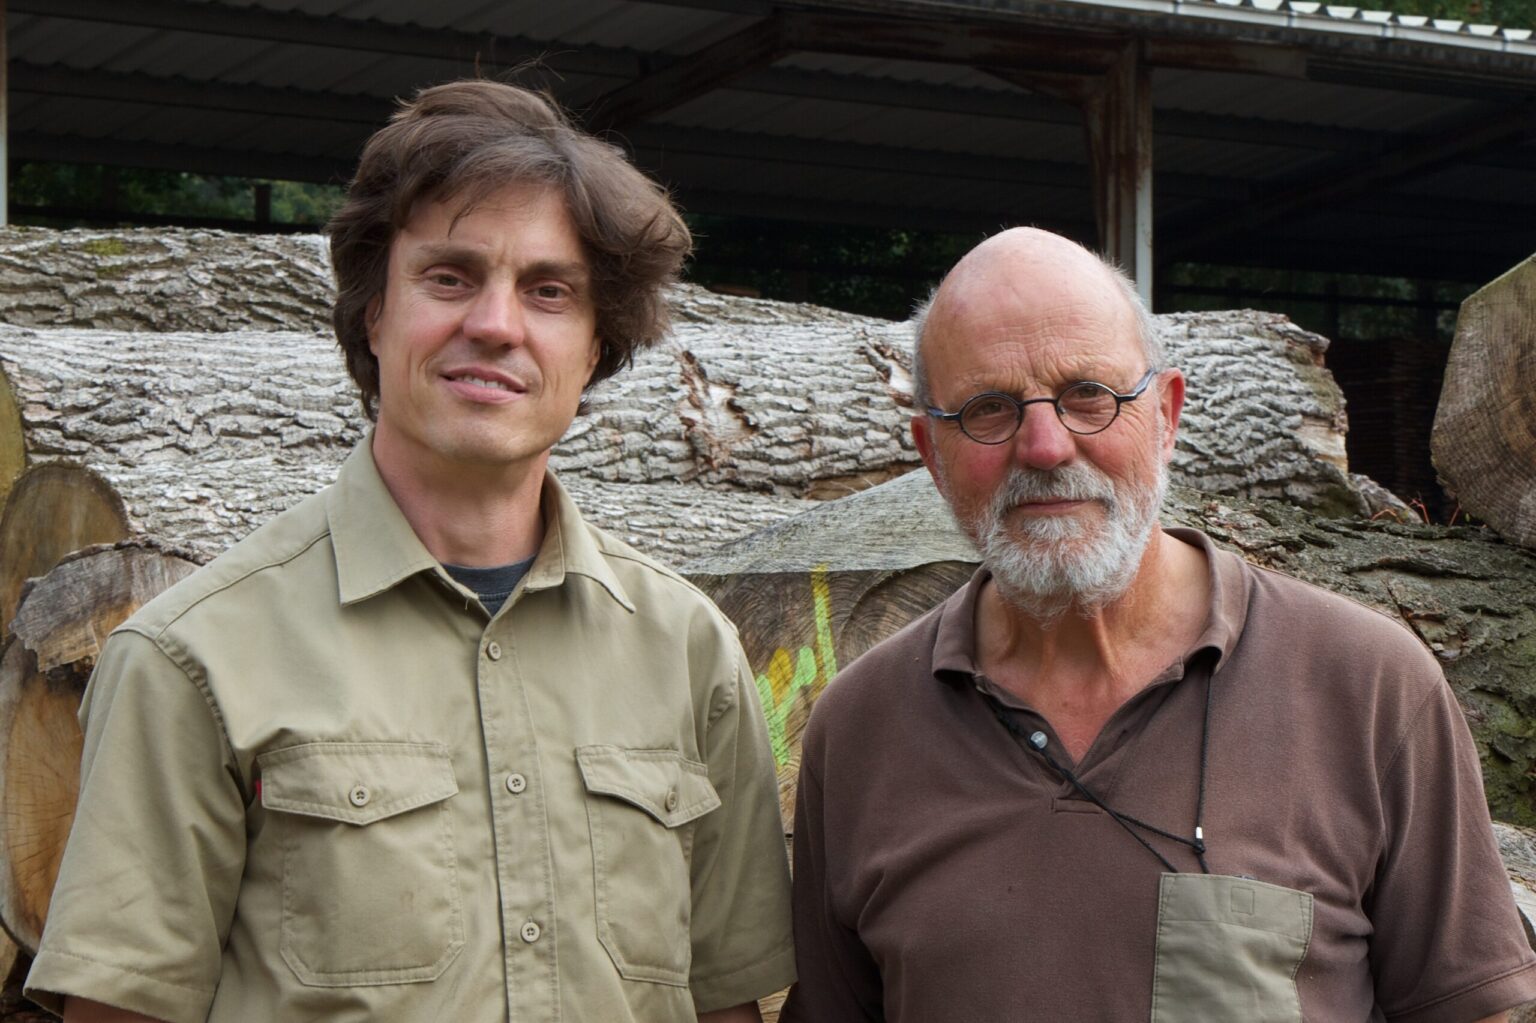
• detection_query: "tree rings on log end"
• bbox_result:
[0,367,23,512]
[0,640,84,953]
[1433,254,1536,548]
[693,561,976,830]
[0,544,196,953]
[0,464,129,643]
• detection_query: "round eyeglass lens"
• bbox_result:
[1057,382,1119,434]
[959,394,1023,444]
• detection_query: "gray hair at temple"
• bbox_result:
[909,248,1164,411]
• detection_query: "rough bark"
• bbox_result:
[0,228,334,335]
[1433,253,1536,549]
[685,470,1536,829]
[0,543,198,955]
[0,299,1356,562]
[0,465,129,646]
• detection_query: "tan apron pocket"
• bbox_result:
[1151,873,1313,1023]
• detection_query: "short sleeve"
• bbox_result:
[778,707,885,1023]
[1369,672,1536,1022]
[25,629,248,1023]
[686,648,796,1012]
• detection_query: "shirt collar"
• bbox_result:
[328,440,442,605]
[522,472,636,613]
[327,438,634,613]
[930,526,1250,687]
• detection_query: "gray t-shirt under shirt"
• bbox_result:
[444,558,534,616]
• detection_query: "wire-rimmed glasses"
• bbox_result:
[926,367,1160,444]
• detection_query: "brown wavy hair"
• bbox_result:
[328,79,692,418]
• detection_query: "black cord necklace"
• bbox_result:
[986,668,1214,875]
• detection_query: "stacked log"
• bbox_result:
[1434,254,1536,546]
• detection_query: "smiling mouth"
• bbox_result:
[442,369,526,396]
[456,374,513,392]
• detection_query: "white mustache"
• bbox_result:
[988,464,1118,520]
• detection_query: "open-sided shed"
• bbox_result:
[4,0,1535,297]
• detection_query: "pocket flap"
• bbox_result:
[259,741,458,825]
[575,745,720,827]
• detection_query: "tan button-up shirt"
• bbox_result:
[27,440,794,1023]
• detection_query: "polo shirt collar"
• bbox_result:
[326,439,634,613]
[929,525,1250,687]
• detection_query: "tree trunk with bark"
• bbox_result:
[0,228,334,335]
[0,305,1361,563]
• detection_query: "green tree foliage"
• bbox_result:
[684,215,977,320]
[11,162,343,228]
[1371,0,1536,24]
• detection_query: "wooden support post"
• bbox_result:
[1087,44,1153,305]
[1,0,9,229]
[994,45,1153,304]
[254,182,272,225]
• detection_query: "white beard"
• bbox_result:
[941,454,1168,623]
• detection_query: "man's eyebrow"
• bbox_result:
[411,242,488,270]
[523,259,591,283]
[408,245,589,282]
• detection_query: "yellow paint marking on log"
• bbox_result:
[756,565,840,766]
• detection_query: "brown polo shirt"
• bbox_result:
[782,528,1536,1022]
[27,439,793,1023]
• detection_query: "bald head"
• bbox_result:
[911,228,1160,409]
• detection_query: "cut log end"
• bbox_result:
[1433,254,1536,548]
[0,544,196,953]
[0,641,84,954]
[0,367,22,512]
[0,465,129,645]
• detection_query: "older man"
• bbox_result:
[26,81,792,1023]
[780,227,1536,1022]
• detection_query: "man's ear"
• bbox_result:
[1158,369,1186,461]
[365,294,384,356]
[585,336,602,384]
[912,414,946,494]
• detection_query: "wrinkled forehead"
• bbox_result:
[924,257,1143,388]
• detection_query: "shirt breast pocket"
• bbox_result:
[575,745,721,986]
[258,741,465,987]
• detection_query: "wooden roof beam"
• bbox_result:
[1164,100,1536,260]
[584,17,791,131]
[11,0,639,77]
[7,62,391,125]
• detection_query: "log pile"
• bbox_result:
[1,227,1533,1016]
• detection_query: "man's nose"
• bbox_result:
[1010,404,1076,471]
[463,282,526,346]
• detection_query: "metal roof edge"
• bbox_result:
[1039,0,1536,52]
[857,0,1536,55]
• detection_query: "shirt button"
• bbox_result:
[664,789,679,812]
[349,785,370,807]
[520,920,541,943]
[486,641,503,661]
[506,773,527,795]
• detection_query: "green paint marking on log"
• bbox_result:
[755,565,840,766]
